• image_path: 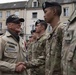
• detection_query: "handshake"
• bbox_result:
[15,62,27,73]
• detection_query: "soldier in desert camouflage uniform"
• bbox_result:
[42,2,65,75]
[61,8,76,75]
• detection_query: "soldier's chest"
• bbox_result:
[62,25,76,60]
[33,41,44,57]
[46,33,58,55]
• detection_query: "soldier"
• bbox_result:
[25,19,48,75]
[27,30,37,61]
[0,14,28,75]
[31,30,38,41]
[26,30,38,75]
[61,8,76,75]
[42,2,65,75]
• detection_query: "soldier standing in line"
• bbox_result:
[61,8,76,75]
[0,14,28,75]
[27,30,37,61]
[25,19,48,75]
[42,2,65,75]
[26,30,38,75]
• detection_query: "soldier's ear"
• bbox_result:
[52,8,57,15]
[41,25,45,30]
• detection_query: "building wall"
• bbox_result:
[26,9,44,33]
[25,3,76,40]
[0,1,76,40]
[61,3,75,23]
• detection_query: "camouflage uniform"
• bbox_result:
[45,22,65,75]
[27,42,34,61]
[61,9,76,75]
[26,32,48,75]
[0,30,27,75]
[27,42,34,75]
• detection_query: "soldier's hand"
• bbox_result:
[16,62,25,67]
[15,63,26,72]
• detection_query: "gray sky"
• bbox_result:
[0,0,28,4]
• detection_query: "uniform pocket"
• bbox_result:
[64,30,74,44]
[4,44,18,58]
[67,44,76,61]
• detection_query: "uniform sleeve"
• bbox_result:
[25,56,45,69]
[25,40,46,69]
[0,37,16,72]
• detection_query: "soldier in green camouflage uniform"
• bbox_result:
[27,30,37,61]
[61,8,76,75]
[27,30,38,75]
[42,2,64,75]
[26,19,48,75]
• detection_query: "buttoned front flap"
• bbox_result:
[4,41,18,58]
[67,44,76,61]
[64,30,74,44]
[37,41,45,56]
[50,34,57,56]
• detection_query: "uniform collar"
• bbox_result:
[52,21,61,34]
[37,32,46,40]
[5,30,20,42]
[5,30,12,37]
[48,21,61,39]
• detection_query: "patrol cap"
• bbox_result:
[42,2,61,10]
[6,14,24,25]
[31,30,36,34]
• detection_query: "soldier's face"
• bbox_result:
[29,36,34,42]
[35,23,42,33]
[32,32,38,39]
[8,22,21,34]
[44,7,54,23]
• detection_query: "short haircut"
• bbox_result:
[51,5,62,16]
[35,19,48,30]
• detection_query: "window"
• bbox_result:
[32,12,37,18]
[6,11,11,18]
[63,7,69,16]
[0,22,2,30]
[33,2,38,7]
[14,10,19,16]
[32,0,38,7]
[0,11,2,18]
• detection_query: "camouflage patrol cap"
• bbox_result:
[35,19,47,29]
[42,2,61,10]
